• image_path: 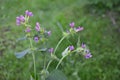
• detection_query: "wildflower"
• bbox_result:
[69,22,75,28]
[47,31,51,36]
[85,49,89,53]
[69,45,74,51]
[25,10,33,17]
[85,53,92,59]
[25,27,31,32]
[34,36,39,42]
[81,43,86,48]
[48,48,54,53]
[35,22,40,31]
[16,15,25,26]
[19,15,25,22]
[16,18,21,26]
[75,26,84,32]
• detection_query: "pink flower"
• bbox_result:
[16,18,21,26]
[34,36,39,42]
[81,43,86,48]
[48,48,54,53]
[85,53,92,59]
[69,22,75,28]
[25,27,31,32]
[69,45,74,51]
[47,31,51,36]
[35,22,40,31]
[19,15,25,22]
[75,26,84,32]
[25,10,33,17]
[16,15,25,26]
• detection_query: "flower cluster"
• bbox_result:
[16,15,25,26]
[25,10,33,17]
[16,10,51,43]
[48,22,92,59]
[69,22,84,32]
[16,10,33,26]
[81,43,92,59]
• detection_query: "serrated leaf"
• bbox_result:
[15,49,30,58]
[62,47,69,57]
[46,69,67,80]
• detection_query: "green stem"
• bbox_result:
[56,50,77,69]
[54,36,66,54]
[30,38,36,80]
[43,55,46,69]
[56,55,67,69]
[46,60,53,71]
[45,36,66,71]
[32,52,36,80]
[43,57,46,80]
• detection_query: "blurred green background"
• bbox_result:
[0,0,120,80]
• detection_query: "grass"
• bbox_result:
[0,0,120,80]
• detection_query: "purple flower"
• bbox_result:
[19,15,25,22]
[16,18,21,26]
[35,22,40,31]
[34,36,39,42]
[25,27,31,32]
[85,49,89,53]
[69,22,75,28]
[16,15,25,26]
[25,10,33,17]
[75,26,84,32]
[81,43,86,48]
[85,53,92,59]
[48,48,54,53]
[47,31,51,36]
[69,45,74,51]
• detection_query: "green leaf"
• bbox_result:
[15,49,30,58]
[63,32,69,37]
[46,69,67,80]
[16,36,27,42]
[57,22,64,32]
[37,48,47,52]
[30,72,38,80]
[62,47,69,57]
